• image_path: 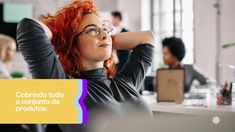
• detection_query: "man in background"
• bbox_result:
[111,11,130,72]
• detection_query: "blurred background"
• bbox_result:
[0,0,235,84]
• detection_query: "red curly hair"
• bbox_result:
[40,0,116,78]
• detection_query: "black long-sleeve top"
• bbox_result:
[17,18,155,132]
[183,64,207,92]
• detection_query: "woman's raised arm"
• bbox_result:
[113,31,156,91]
[112,31,156,50]
[17,18,67,79]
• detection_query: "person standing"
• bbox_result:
[111,11,130,72]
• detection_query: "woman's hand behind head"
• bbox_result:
[34,19,53,41]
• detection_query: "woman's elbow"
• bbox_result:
[142,31,156,47]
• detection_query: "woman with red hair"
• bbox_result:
[17,0,155,131]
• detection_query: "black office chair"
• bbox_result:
[28,124,44,132]
[0,124,44,132]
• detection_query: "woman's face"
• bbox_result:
[162,46,178,66]
[76,14,113,63]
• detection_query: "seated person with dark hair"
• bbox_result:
[162,37,208,92]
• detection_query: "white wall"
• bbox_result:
[141,0,151,30]
[194,0,217,78]
[93,0,117,11]
[117,0,142,31]
[219,0,235,83]
[194,0,235,83]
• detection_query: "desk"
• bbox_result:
[142,89,235,117]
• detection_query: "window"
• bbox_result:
[151,0,194,71]
[3,3,33,23]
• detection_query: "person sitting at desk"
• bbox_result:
[0,34,16,79]
[162,36,208,92]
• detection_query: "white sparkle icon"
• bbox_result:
[212,116,220,124]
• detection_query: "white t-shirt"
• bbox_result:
[0,61,11,78]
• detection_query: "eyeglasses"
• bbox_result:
[75,20,113,37]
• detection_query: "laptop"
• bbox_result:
[156,69,185,104]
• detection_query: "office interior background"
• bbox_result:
[0,0,235,85]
